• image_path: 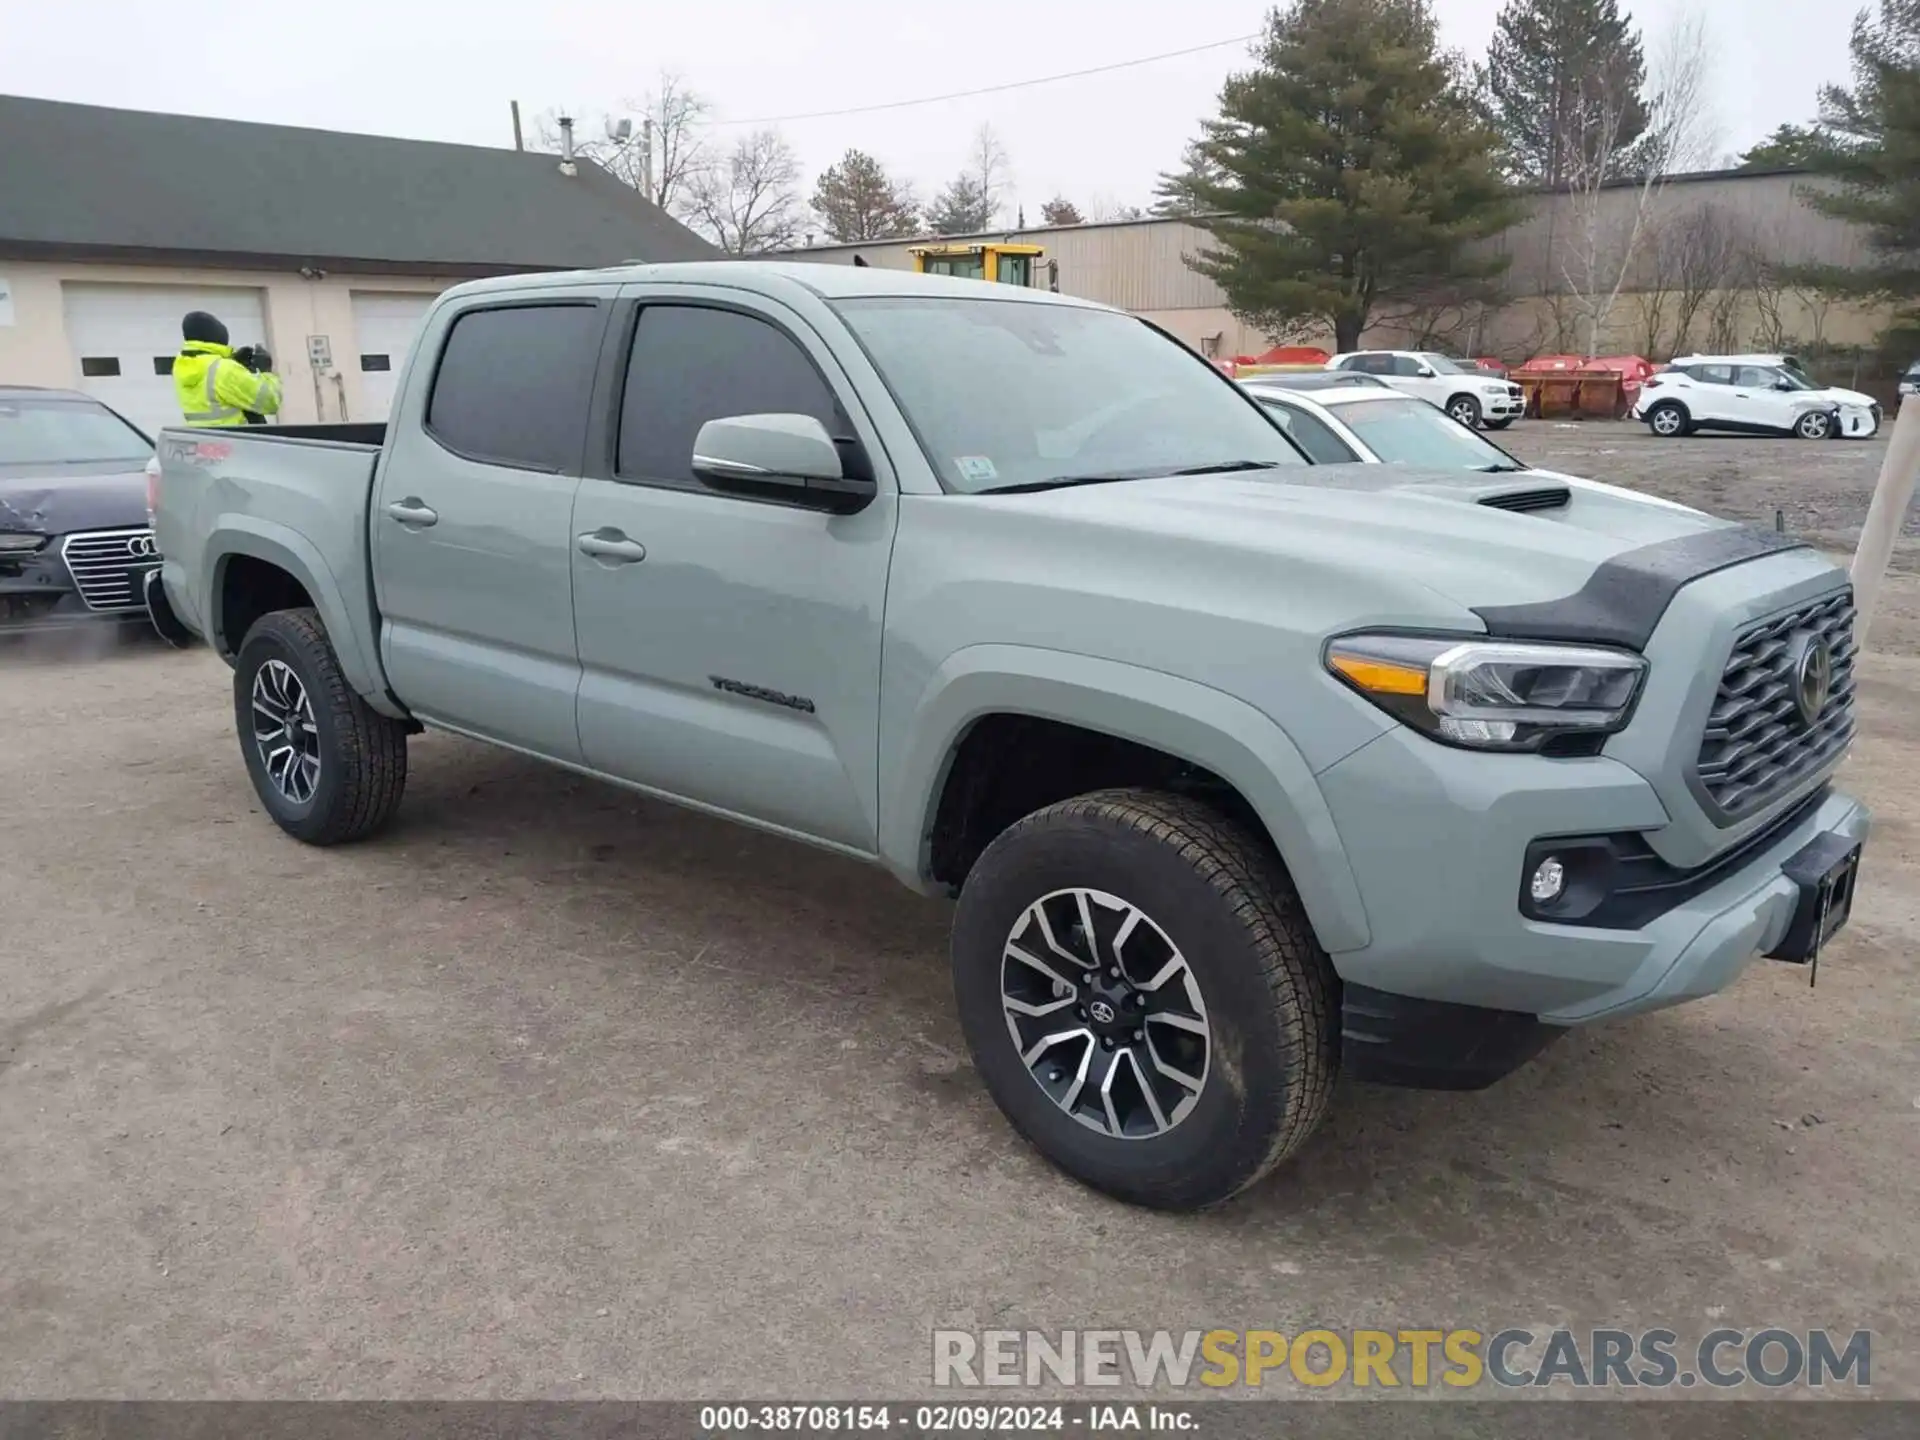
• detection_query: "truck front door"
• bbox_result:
[567,290,897,853]
[371,292,611,761]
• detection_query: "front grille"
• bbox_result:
[60,528,157,612]
[1694,588,1856,821]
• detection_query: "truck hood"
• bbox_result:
[0,459,151,536]
[992,463,1742,615]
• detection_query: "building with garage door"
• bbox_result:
[0,95,715,436]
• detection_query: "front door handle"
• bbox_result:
[384,498,438,527]
[577,530,647,564]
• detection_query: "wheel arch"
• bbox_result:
[880,645,1370,954]
[204,519,402,719]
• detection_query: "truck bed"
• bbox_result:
[151,423,389,694]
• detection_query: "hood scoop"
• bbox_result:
[1478,483,1572,513]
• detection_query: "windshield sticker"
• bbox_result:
[955,456,998,482]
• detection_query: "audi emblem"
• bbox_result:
[126,534,157,558]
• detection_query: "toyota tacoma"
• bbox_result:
[149,262,1870,1211]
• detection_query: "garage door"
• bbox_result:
[350,291,439,421]
[61,283,269,440]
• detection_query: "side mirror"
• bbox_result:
[1773,378,1793,391]
[690,413,876,515]
[1414,365,1435,378]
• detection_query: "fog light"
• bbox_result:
[1529,856,1567,905]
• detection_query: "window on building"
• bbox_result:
[80,357,121,377]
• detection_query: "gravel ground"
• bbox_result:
[1502,422,1920,569]
[2,429,1917,1403]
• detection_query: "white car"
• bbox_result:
[1324,350,1526,430]
[1632,357,1880,440]
[1240,375,1705,514]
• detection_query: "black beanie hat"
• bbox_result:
[182,311,229,346]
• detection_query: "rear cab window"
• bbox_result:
[426,302,602,471]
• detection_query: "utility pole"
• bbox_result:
[510,100,524,152]
[640,116,656,202]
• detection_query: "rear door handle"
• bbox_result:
[384,498,438,527]
[577,530,647,564]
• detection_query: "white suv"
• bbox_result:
[1325,350,1525,429]
[1633,357,1880,439]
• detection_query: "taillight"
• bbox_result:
[145,455,161,521]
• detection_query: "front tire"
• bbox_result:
[1483,416,1515,431]
[233,607,408,845]
[951,789,1339,1211]
[1445,394,1483,428]
[1795,409,1835,440]
[1646,401,1690,437]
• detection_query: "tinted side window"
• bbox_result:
[1392,355,1426,377]
[618,305,841,486]
[1734,366,1776,388]
[1694,364,1734,386]
[426,303,600,471]
[1259,399,1358,463]
[1349,354,1392,375]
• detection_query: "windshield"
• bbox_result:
[0,398,151,466]
[1336,396,1522,469]
[832,297,1306,493]
[1418,353,1470,375]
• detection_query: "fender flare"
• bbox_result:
[204,517,401,717]
[879,644,1371,954]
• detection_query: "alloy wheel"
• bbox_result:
[1798,412,1832,439]
[1651,407,1683,436]
[251,658,322,804]
[1000,887,1211,1139]
[1448,399,1478,426]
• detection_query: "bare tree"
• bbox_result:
[969,124,1011,227]
[535,71,715,217]
[1559,8,1719,356]
[1748,246,1791,351]
[1665,201,1746,354]
[684,130,805,254]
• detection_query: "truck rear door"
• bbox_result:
[370,289,614,761]
[567,285,898,853]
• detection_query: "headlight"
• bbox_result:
[0,532,48,553]
[1324,633,1647,751]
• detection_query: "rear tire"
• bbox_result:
[1445,394,1483,428]
[1646,401,1690,437]
[233,608,408,845]
[951,788,1339,1211]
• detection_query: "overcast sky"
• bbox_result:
[4,0,1852,226]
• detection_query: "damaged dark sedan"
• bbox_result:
[1,386,160,631]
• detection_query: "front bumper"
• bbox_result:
[1316,725,1870,1036]
[1481,389,1526,420]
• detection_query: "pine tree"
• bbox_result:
[1738,122,1823,170]
[1040,197,1085,226]
[1797,1,1920,342]
[926,175,994,235]
[1165,0,1518,351]
[1478,0,1649,186]
[810,150,920,242]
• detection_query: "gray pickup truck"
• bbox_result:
[151,261,1869,1211]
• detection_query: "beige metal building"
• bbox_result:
[781,168,1885,361]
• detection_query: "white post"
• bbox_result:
[1851,396,1920,652]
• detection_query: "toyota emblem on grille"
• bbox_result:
[1792,635,1832,728]
[126,534,157,558]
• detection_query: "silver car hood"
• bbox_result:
[984,464,1747,615]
